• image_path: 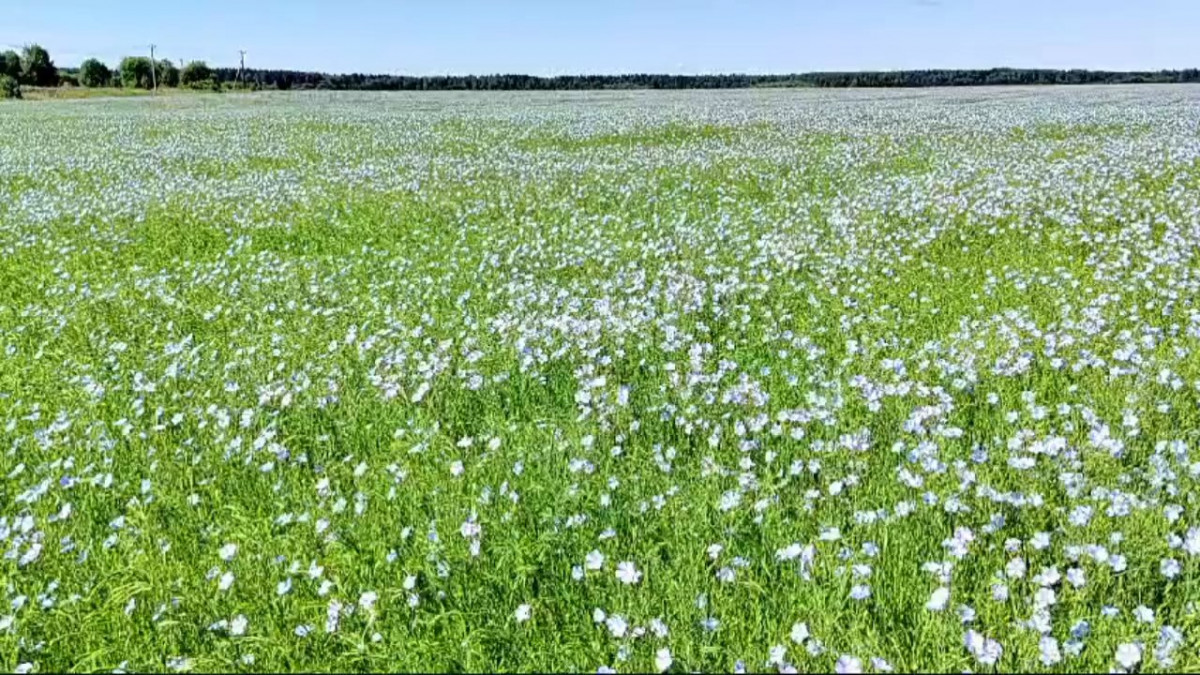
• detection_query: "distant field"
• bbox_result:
[1,87,1200,673]
[18,86,156,100]
[19,86,223,101]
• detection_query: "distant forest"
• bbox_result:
[4,43,1200,98]
[213,68,1200,91]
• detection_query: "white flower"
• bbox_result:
[1184,528,1200,556]
[515,604,532,623]
[218,572,235,592]
[359,591,378,613]
[776,543,803,561]
[926,587,950,611]
[1034,587,1056,608]
[767,645,787,666]
[615,561,641,585]
[1161,558,1182,579]
[1005,557,1026,579]
[654,647,672,673]
[1115,642,1142,670]
[849,584,871,600]
[649,617,669,638]
[326,601,343,633]
[1066,567,1086,588]
[230,614,248,637]
[1033,636,1060,667]
[835,655,863,674]
[276,578,293,596]
[586,550,605,570]
[964,630,1002,666]
[957,604,976,624]
[218,543,238,562]
[790,622,810,644]
[606,614,628,637]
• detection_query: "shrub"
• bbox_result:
[0,75,21,99]
[79,59,111,88]
[180,61,213,87]
[184,78,221,92]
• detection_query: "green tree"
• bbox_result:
[79,58,111,87]
[180,60,212,87]
[157,59,179,87]
[0,51,20,80]
[120,56,154,89]
[20,44,58,86]
[0,75,20,99]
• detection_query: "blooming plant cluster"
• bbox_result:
[1,86,1199,672]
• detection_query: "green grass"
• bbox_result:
[0,88,1198,673]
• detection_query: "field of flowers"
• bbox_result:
[2,85,1200,673]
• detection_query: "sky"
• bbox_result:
[4,0,1198,75]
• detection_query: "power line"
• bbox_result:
[149,43,157,92]
[237,49,246,88]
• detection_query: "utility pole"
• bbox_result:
[237,50,246,89]
[149,44,157,92]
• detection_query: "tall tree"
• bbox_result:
[79,58,112,88]
[180,61,213,87]
[0,51,20,80]
[119,56,154,89]
[20,44,58,86]
[157,59,179,87]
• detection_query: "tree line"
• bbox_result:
[206,67,1200,91]
[4,43,1199,100]
[2,44,221,98]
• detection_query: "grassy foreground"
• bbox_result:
[1,87,1200,672]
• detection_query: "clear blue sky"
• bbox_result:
[4,0,1198,75]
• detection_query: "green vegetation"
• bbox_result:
[0,50,20,80]
[0,88,1198,673]
[2,39,1199,98]
[0,75,20,99]
[78,58,113,88]
[19,44,58,87]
